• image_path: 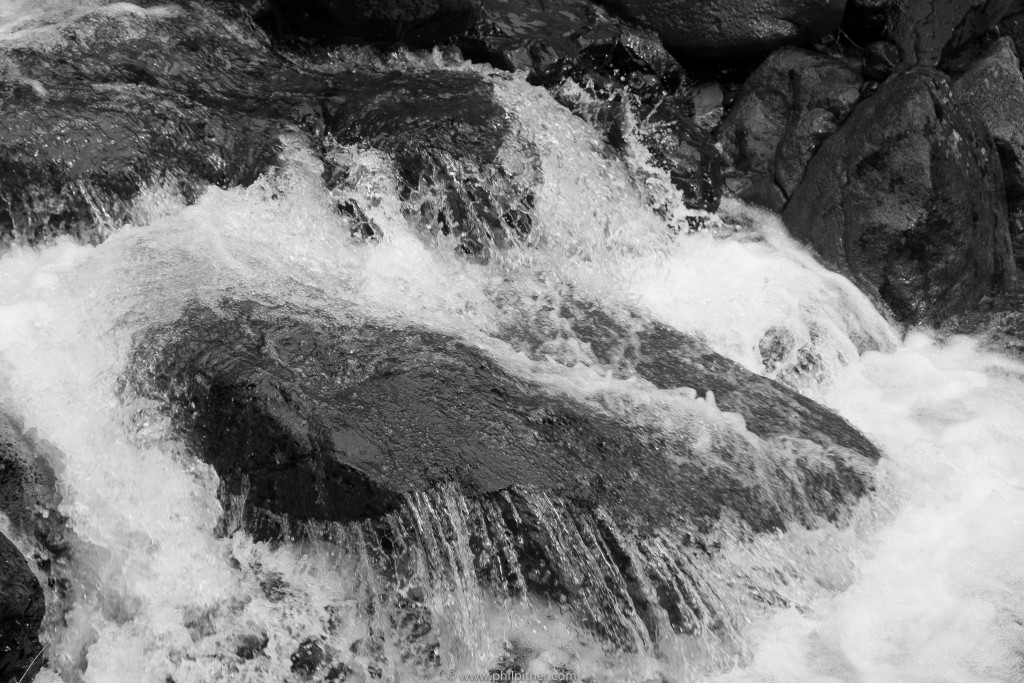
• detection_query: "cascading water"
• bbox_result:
[1,3,1024,683]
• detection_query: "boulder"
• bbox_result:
[0,415,66,682]
[886,0,1017,66]
[128,298,881,647]
[783,67,1018,324]
[592,0,847,62]
[129,300,880,540]
[256,0,478,46]
[0,4,541,255]
[952,37,1024,203]
[457,0,681,97]
[718,48,862,211]
[0,532,44,683]
[636,101,724,211]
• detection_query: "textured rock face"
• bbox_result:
[0,415,67,682]
[0,5,540,255]
[457,0,679,90]
[887,0,1017,66]
[718,48,862,212]
[953,38,1024,202]
[783,68,1017,324]
[258,0,478,45]
[129,300,880,543]
[0,532,44,682]
[593,0,847,61]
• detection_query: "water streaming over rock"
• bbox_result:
[1,3,1023,683]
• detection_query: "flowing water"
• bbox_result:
[2,4,1024,682]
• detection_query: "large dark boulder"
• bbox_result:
[0,532,44,682]
[718,48,862,212]
[317,70,539,255]
[886,0,1018,66]
[0,4,540,255]
[783,67,1018,324]
[952,38,1024,204]
[593,0,847,62]
[256,0,478,46]
[455,0,681,97]
[127,298,881,647]
[0,415,67,682]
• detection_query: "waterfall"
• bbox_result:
[2,3,1024,682]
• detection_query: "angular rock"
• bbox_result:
[886,0,1017,66]
[718,48,862,211]
[0,4,541,255]
[256,0,478,46]
[0,415,63,682]
[0,532,44,683]
[636,102,724,211]
[952,37,1024,203]
[456,0,682,101]
[783,67,1018,324]
[317,71,539,255]
[129,299,880,541]
[128,298,881,647]
[593,0,847,62]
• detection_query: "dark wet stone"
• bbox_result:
[635,97,724,212]
[128,299,879,541]
[236,632,269,660]
[456,0,681,100]
[952,38,1024,211]
[783,67,1018,324]
[718,47,862,211]
[0,4,540,256]
[886,0,1017,67]
[0,531,44,682]
[317,70,539,256]
[592,0,846,62]
[256,0,478,46]
[862,41,900,80]
[842,0,893,45]
[291,636,329,676]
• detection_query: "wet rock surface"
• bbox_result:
[0,531,44,682]
[256,0,477,46]
[0,4,539,254]
[952,37,1024,208]
[129,299,879,541]
[0,415,68,682]
[718,48,862,212]
[886,0,1017,67]
[127,298,881,648]
[592,0,847,62]
[783,67,1017,324]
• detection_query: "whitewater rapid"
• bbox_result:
[1,6,1023,680]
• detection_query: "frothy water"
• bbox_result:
[1,4,1023,681]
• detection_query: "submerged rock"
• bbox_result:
[128,299,880,647]
[718,48,862,211]
[592,0,846,62]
